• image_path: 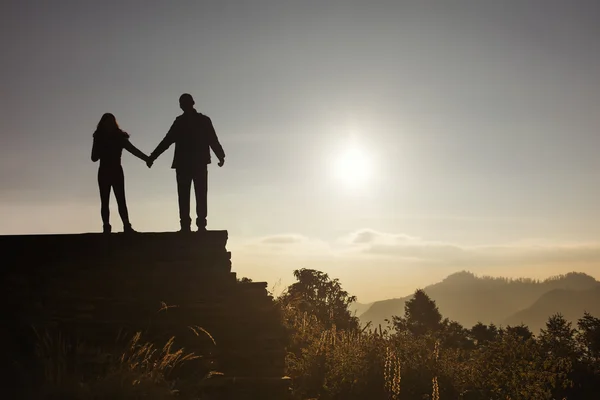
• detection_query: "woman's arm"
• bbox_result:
[123,139,149,162]
[91,136,100,162]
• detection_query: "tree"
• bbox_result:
[440,319,472,349]
[539,313,578,359]
[279,268,359,331]
[575,312,600,399]
[472,330,571,400]
[392,289,443,336]
[538,313,581,399]
[578,312,600,362]
[504,324,534,341]
[470,322,499,346]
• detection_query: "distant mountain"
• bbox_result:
[359,271,599,329]
[350,301,373,317]
[503,287,600,333]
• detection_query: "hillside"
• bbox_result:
[349,301,373,317]
[503,286,600,333]
[359,271,599,329]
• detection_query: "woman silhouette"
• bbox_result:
[91,113,149,233]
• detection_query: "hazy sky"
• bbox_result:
[1,1,600,301]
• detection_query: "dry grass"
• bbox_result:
[384,345,401,399]
[432,339,440,400]
[32,328,209,399]
[118,331,200,382]
[283,307,452,400]
[189,325,217,346]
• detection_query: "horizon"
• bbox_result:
[351,269,600,305]
[2,1,600,303]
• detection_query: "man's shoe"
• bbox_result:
[179,226,192,233]
[196,218,208,230]
[103,224,112,234]
[123,224,137,234]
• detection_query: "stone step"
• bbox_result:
[198,375,292,400]
[1,231,286,385]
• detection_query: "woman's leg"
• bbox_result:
[98,168,112,232]
[112,166,132,230]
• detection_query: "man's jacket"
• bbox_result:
[151,110,225,171]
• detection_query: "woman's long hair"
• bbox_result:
[94,113,129,138]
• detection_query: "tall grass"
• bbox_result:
[117,332,200,382]
[383,345,401,399]
[284,307,424,400]
[31,328,210,399]
[432,339,440,400]
[283,306,455,400]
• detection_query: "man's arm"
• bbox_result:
[149,120,179,162]
[206,117,225,166]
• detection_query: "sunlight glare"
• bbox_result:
[332,146,372,187]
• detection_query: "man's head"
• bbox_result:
[179,93,195,112]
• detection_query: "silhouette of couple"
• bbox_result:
[91,93,225,234]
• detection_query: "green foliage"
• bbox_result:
[280,270,600,400]
[574,312,600,395]
[392,289,443,337]
[539,313,578,359]
[280,268,359,331]
[503,324,534,341]
[22,267,600,399]
[279,269,388,399]
[578,311,600,362]
[439,319,472,349]
[470,322,499,346]
[470,331,572,400]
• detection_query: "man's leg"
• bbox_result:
[192,166,208,230]
[176,170,193,231]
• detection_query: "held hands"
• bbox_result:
[144,156,222,168]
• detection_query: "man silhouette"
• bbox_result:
[147,94,225,232]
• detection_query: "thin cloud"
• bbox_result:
[347,230,600,267]
[238,234,331,256]
[229,229,600,302]
[261,234,305,244]
[342,229,421,246]
[237,229,600,269]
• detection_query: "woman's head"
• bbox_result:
[94,113,128,137]
[94,113,129,137]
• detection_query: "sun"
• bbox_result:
[332,146,372,187]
